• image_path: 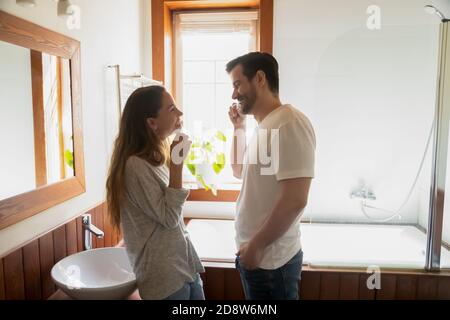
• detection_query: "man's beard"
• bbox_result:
[239,91,256,115]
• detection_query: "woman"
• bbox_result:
[106,85,205,300]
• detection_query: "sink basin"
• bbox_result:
[51,247,136,300]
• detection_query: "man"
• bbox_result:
[227,52,315,300]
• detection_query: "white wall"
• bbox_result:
[274,0,441,224]
[0,41,36,200]
[0,0,151,257]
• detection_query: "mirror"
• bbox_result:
[0,10,85,229]
[0,41,74,201]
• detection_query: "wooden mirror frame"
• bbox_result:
[0,11,85,230]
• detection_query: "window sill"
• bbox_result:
[183,201,236,220]
[185,183,240,202]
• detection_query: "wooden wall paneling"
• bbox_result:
[76,216,83,252]
[299,271,321,300]
[3,250,25,300]
[416,276,438,299]
[102,202,112,247]
[89,207,97,249]
[3,203,450,300]
[100,203,119,247]
[53,225,67,263]
[437,276,450,299]
[114,231,122,247]
[111,226,118,247]
[110,208,117,246]
[112,208,122,247]
[395,275,417,300]
[224,268,245,300]
[0,259,5,300]
[22,240,42,299]
[319,273,340,300]
[204,267,225,299]
[339,273,360,300]
[65,219,78,255]
[359,273,376,300]
[94,205,104,248]
[38,232,55,299]
[376,274,397,300]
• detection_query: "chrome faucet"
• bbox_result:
[82,214,104,250]
[350,187,376,201]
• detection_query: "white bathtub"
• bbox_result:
[186,219,450,269]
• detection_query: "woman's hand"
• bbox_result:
[169,133,191,189]
[170,132,192,166]
[228,103,246,129]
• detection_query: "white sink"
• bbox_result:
[51,247,136,300]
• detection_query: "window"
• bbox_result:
[151,0,274,199]
[174,11,259,188]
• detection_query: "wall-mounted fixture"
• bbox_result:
[82,214,104,250]
[57,0,73,16]
[350,188,376,200]
[107,65,162,122]
[16,0,36,7]
[14,1,80,30]
[425,4,449,22]
[424,4,450,271]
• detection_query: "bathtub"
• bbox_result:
[186,219,450,270]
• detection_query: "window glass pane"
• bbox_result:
[184,61,215,83]
[183,83,215,133]
[215,83,232,130]
[182,33,251,61]
[215,60,230,83]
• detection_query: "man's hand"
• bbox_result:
[236,241,264,270]
[228,103,246,129]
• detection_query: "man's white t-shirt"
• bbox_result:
[235,104,316,270]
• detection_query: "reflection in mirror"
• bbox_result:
[0,41,74,201]
[41,53,74,184]
[0,41,35,200]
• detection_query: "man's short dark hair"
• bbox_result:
[226,52,279,95]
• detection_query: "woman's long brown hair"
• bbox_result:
[106,85,169,230]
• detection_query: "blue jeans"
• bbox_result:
[163,273,205,300]
[235,250,303,300]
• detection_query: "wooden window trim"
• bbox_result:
[151,0,273,202]
[56,56,66,180]
[0,10,85,230]
[30,50,47,187]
